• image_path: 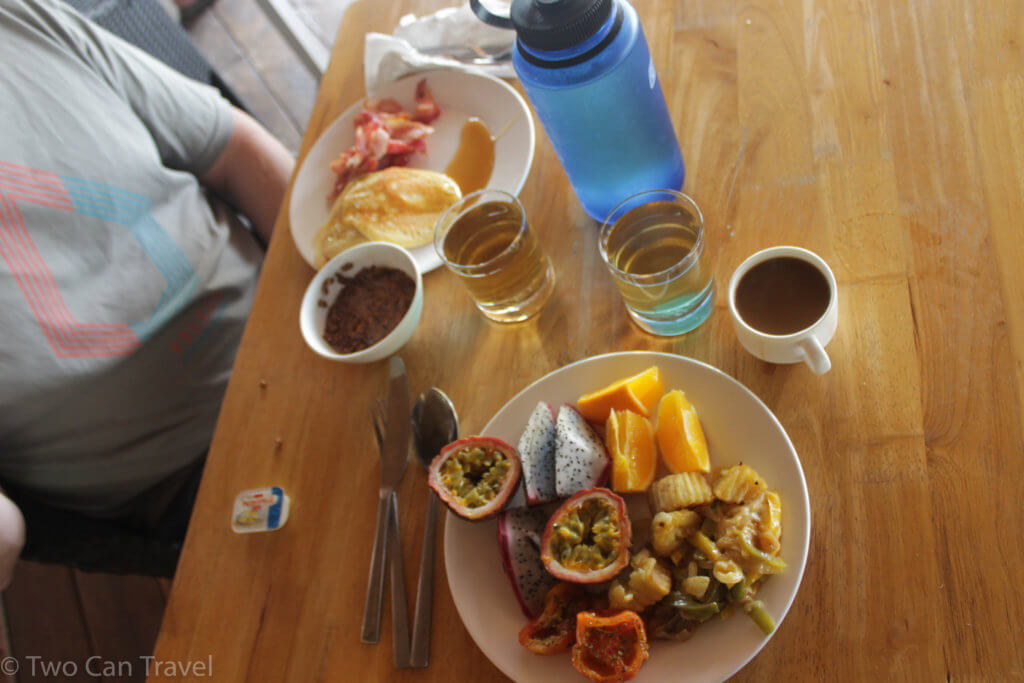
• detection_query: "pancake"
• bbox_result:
[313,167,461,268]
[342,167,461,244]
[313,196,367,269]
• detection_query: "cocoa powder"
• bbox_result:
[322,265,415,353]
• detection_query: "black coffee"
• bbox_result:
[735,257,830,335]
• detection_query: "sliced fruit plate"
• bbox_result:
[442,352,810,682]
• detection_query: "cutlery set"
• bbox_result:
[361,356,458,669]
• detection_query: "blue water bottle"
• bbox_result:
[471,0,685,221]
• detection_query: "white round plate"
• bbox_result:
[444,351,810,683]
[289,69,535,273]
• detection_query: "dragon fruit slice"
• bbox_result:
[517,401,558,506]
[498,506,559,619]
[504,483,527,510]
[554,405,611,498]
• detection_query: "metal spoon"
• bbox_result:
[408,388,459,668]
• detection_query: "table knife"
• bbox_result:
[381,357,411,667]
[361,357,411,660]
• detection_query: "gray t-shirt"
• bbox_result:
[0,0,262,515]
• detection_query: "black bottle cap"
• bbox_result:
[511,0,614,52]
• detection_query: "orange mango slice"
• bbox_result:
[606,408,658,493]
[655,390,710,474]
[576,366,664,423]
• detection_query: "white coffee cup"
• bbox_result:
[727,246,838,375]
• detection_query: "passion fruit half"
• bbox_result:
[428,437,522,520]
[541,488,631,584]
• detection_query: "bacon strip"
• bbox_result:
[327,79,441,202]
[413,80,441,124]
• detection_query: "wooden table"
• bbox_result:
[151,0,1024,679]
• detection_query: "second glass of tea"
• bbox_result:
[434,189,555,323]
[599,189,714,335]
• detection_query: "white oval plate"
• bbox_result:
[444,351,810,682]
[289,69,535,273]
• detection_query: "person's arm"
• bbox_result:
[0,494,25,590]
[200,108,295,244]
[21,2,293,240]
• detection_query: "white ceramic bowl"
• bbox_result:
[299,242,423,363]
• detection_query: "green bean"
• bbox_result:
[682,601,721,622]
[667,592,721,622]
[654,614,694,641]
[690,530,720,561]
[730,576,748,601]
[706,578,727,605]
[747,601,776,635]
[738,534,787,570]
[664,590,687,605]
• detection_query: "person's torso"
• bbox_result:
[0,5,261,514]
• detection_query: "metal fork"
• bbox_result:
[362,400,390,643]
[369,400,411,667]
[418,43,513,66]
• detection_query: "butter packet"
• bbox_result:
[231,486,291,533]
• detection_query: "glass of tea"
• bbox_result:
[727,246,838,375]
[599,190,714,335]
[434,189,555,323]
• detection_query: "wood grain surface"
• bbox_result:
[150,0,1024,680]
